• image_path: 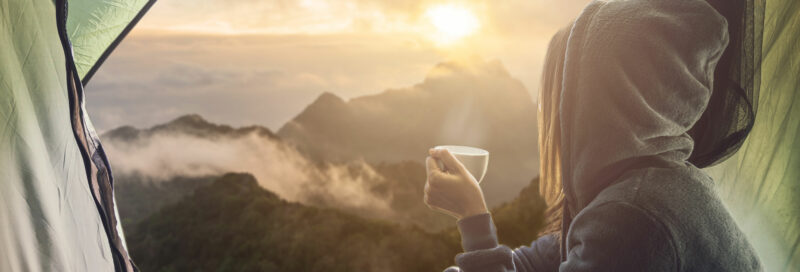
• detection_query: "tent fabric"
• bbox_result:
[707,0,800,271]
[66,0,155,84]
[1,0,153,271]
[0,1,115,270]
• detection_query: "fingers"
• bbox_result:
[424,179,443,206]
[429,148,467,175]
[423,182,433,206]
[426,156,442,175]
[423,185,461,218]
[424,148,473,219]
[426,157,449,186]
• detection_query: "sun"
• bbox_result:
[425,4,480,44]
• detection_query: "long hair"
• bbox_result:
[537,27,570,234]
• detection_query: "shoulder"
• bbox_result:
[564,200,679,271]
[597,166,715,205]
[587,166,762,271]
[592,166,718,230]
[563,167,697,270]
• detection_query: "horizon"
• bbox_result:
[95,57,522,134]
[84,0,591,132]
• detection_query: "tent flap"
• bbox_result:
[66,0,156,85]
[708,0,800,271]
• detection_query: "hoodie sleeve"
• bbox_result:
[448,202,677,272]
[447,213,560,272]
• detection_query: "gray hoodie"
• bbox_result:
[445,0,762,271]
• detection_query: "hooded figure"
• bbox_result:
[425,0,762,271]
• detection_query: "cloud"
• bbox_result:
[85,33,441,132]
[86,0,593,134]
[135,0,591,35]
[103,131,395,218]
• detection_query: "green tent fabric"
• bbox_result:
[1,0,153,271]
[66,0,155,84]
[707,0,800,271]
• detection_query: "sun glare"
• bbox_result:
[425,4,480,44]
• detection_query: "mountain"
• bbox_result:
[299,160,457,231]
[278,58,540,205]
[103,59,549,271]
[105,58,545,231]
[125,173,546,272]
[103,113,277,143]
[104,115,456,231]
[115,175,216,229]
[126,173,461,272]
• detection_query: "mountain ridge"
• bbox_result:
[125,172,545,271]
[126,172,462,272]
[103,114,277,142]
[277,58,540,205]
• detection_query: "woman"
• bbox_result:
[424,0,762,271]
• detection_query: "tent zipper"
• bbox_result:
[53,1,136,271]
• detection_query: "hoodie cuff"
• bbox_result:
[457,213,499,251]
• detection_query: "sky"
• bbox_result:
[85,0,591,131]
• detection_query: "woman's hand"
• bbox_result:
[424,148,489,219]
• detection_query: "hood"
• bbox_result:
[558,0,730,215]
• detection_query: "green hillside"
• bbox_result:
[125,173,546,271]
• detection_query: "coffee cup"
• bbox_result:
[433,145,489,183]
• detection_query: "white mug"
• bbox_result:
[433,145,489,183]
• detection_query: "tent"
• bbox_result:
[706,0,800,271]
[0,0,796,271]
[1,0,154,271]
